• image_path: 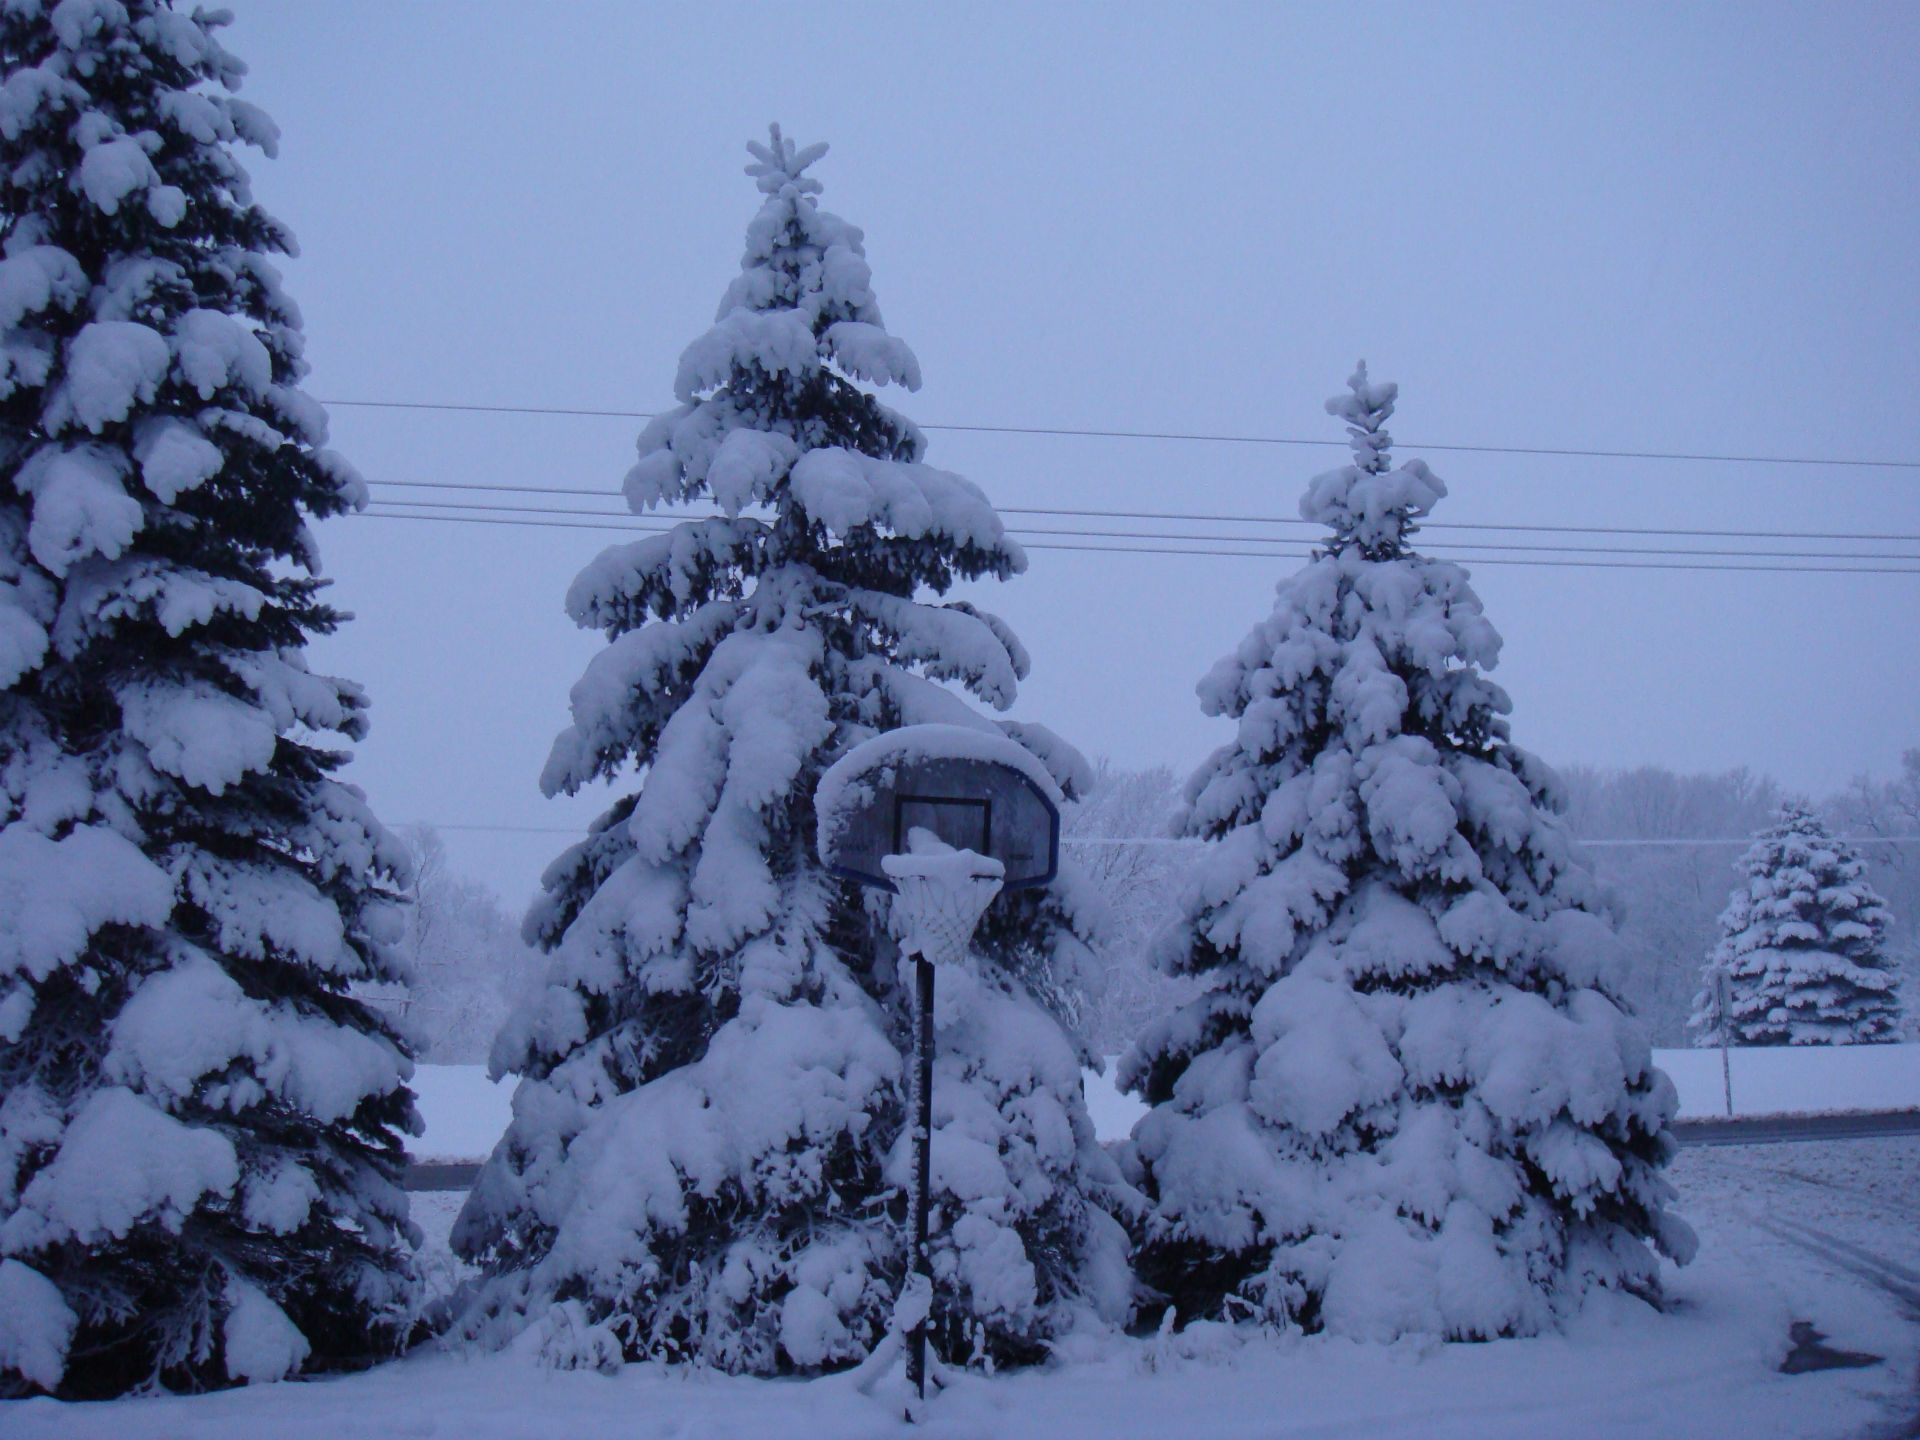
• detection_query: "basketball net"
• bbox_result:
[882,846,1005,969]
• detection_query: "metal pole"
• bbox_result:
[908,953,934,1401]
[1715,969,1734,1118]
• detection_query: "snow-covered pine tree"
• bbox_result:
[1688,806,1903,1045]
[452,126,1131,1374]
[1116,365,1695,1342]
[0,1,416,1397]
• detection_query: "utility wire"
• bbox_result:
[1010,508,1920,546]
[367,497,1920,562]
[358,509,1920,574]
[362,479,1920,546]
[319,397,1920,471]
[1012,530,1920,563]
[357,494,1920,567]
[1012,541,1920,575]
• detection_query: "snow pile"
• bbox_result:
[456,126,1126,1375]
[0,1257,74,1391]
[1118,366,1693,1344]
[1689,806,1904,1046]
[218,1278,308,1385]
[0,1,416,1398]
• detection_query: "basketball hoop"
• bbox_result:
[883,841,1005,969]
[814,727,1061,1410]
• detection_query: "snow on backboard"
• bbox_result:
[815,725,1060,892]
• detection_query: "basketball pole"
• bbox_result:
[814,728,1057,1411]
[908,952,935,1400]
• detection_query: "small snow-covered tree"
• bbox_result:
[453,127,1131,1374]
[0,1,416,1397]
[1118,365,1694,1342]
[1688,806,1902,1045]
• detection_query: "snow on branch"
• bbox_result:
[744,122,828,197]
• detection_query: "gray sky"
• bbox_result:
[223,3,1919,903]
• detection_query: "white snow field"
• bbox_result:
[1657,1043,1920,1119]
[7,1135,1917,1439]
[410,1064,515,1160]
[411,1046,1920,1162]
[33,1055,1892,1438]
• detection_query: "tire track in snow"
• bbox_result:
[1673,1140,1920,1439]
[1755,1216,1920,1440]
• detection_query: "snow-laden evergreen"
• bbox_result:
[1688,806,1902,1046]
[1116,366,1694,1342]
[452,127,1131,1374]
[0,0,416,1397]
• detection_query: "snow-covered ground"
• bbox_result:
[410,1064,515,1160]
[1659,1043,1920,1119]
[8,1137,1914,1438]
[205,1054,1906,1436]
[410,1045,1920,1161]
[1060,1052,1920,1148]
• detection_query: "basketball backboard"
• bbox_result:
[815,724,1062,892]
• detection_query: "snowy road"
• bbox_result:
[6,1137,1917,1440]
[1673,1111,1920,1146]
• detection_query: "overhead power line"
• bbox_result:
[354,492,1920,575]
[319,397,1920,471]
[362,479,1920,544]
[367,496,1920,561]
[1011,543,1920,575]
[357,509,1920,575]
[1009,508,1920,546]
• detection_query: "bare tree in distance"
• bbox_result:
[391,826,546,1065]
[1559,764,1785,842]
[1555,765,1786,1045]
[1059,762,1204,1058]
[1829,748,1920,1030]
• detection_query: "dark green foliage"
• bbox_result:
[0,1,416,1395]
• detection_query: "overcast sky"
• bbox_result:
[219,2,1919,903]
